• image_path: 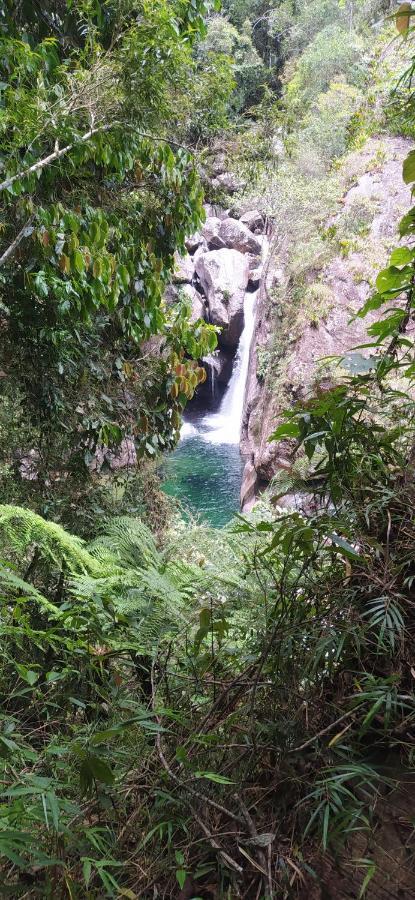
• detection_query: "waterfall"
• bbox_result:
[179,290,256,445]
[203,354,217,402]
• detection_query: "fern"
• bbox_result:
[0,561,61,615]
[0,505,98,574]
[71,517,272,656]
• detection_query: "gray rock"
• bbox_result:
[202,217,226,250]
[195,248,249,350]
[240,209,264,234]
[164,284,178,306]
[218,218,263,256]
[248,265,262,290]
[180,284,206,322]
[216,172,246,194]
[185,231,204,254]
[210,153,227,176]
[240,457,258,512]
[172,251,194,283]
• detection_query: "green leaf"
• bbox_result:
[376,265,412,296]
[73,250,85,274]
[176,869,187,890]
[359,864,376,898]
[194,771,235,784]
[330,533,362,559]
[80,754,115,793]
[199,608,211,628]
[399,207,415,236]
[15,664,39,686]
[389,247,414,266]
[403,150,415,185]
[269,421,300,441]
[82,858,92,887]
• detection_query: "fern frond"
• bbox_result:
[0,562,61,615]
[0,505,98,574]
[89,516,159,571]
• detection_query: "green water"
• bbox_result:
[162,435,244,527]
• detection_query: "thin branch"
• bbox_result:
[0,124,193,195]
[150,661,244,876]
[0,219,34,268]
[0,126,110,194]
[289,706,362,753]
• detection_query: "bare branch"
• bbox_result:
[0,124,193,196]
[0,125,111,195]
[0,219,34,269]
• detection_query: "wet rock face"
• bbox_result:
[195,248,249,350]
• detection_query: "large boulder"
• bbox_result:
[172,251,194,283]
[195,248,249,350]
[217,218,263,256]
[202,217,226,250]
[180,284,206,322]
[214,172,246,194]
[240,209,264,234]
[185,231,204,254]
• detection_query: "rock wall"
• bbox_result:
[240,136,412,510]
[170,207,265,353]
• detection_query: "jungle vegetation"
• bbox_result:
[0,1,415,898]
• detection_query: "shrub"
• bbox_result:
[301,81,363,165]
[200,14,266,112]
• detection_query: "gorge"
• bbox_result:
[162,203,269,524]
[2,2,415,897]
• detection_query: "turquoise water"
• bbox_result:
[162,435,244,528]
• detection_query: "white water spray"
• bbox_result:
[180,290,257,445]
[200,291,257,445]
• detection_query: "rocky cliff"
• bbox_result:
[240,136,412,509]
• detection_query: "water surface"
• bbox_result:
[162,436,244,527]
[162,292,256,527]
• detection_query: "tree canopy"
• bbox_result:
[0,0,218,521]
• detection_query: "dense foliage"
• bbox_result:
[1,0,415,898]
[0,0,218,525]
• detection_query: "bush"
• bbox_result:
[301,80,363,164]
[200,14,266,112]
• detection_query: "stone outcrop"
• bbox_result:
[195,248,249,350]
[216,218,263,256]
[213,172,246,194]
[173,251,194,284]
[240,136,412,509]
[180,284,206,322]
[201,217,226,250]
[168,203,264,353]
[240,209,264,234]
[185,231,204,254]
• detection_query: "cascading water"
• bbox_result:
[199,291,256,445]
[162,291,257,526]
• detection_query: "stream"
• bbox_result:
[162,291,256,526]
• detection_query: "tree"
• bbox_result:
[0,0,218,522]
[199,13,266,112]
